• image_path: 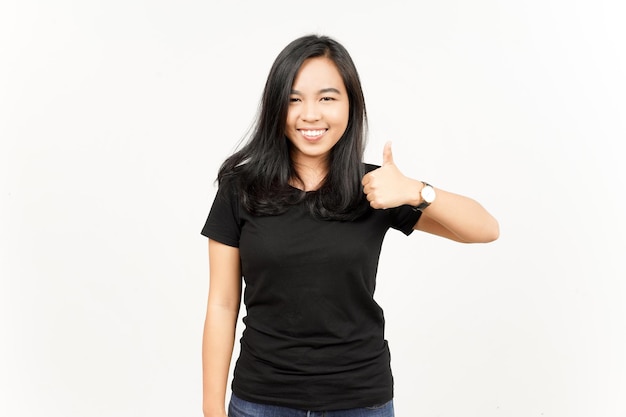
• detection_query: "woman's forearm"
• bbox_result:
[202,303,239,417]
[203,240,242,417]
[414,183,500,243]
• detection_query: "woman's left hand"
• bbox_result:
[362,141,421,209]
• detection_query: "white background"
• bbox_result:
[2,1,625,416]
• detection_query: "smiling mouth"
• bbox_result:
[300,129,326,140]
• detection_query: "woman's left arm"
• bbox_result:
[410,185,500,243]
[362,142,499,244]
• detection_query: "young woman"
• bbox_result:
[201,34,499,417]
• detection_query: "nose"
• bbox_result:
[300,100,321,122]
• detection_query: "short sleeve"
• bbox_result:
[388,205,422,236]
[200,180,241,247]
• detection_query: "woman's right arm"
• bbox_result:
[202,239,242,417]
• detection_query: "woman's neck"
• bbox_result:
[290,160,328,192]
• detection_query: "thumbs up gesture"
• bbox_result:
[362,142,419,209]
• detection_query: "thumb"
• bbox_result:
[382,141,394,166]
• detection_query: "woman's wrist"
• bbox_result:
[406,178,425,207]
[203,406,227,417]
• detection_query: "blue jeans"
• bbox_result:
[228,394,394,417]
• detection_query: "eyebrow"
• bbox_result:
[290,87,342,95]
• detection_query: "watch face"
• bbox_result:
[422,185,436,203]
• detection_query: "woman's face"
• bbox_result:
[285,57,350,168]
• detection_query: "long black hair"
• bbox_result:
[218,34,369,221]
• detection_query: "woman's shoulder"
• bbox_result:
[212,168,246,206]
[218,165,247,188]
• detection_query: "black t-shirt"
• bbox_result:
[201,164,421,411]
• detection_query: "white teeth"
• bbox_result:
[301,129,325,136]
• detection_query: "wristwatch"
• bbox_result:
[413,182,436,211]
